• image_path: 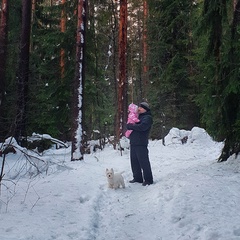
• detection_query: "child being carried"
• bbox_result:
[125,103,139,138]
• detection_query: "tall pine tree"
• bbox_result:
[196,0,240,161]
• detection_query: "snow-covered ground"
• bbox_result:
[1,127,240,240]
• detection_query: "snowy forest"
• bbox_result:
[0,0,240,162]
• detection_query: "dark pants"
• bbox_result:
[130,145,153,183]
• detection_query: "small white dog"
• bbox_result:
[106,168,125,189]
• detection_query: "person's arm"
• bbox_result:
[127,116,151,131]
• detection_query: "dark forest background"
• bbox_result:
[0,0,240,161]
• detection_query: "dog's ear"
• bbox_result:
[106,168,108,172]
[111,168,114,172]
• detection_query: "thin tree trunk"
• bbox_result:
[0,0,9,140]
[0,0,8,108]
[233,0,237,9]
[14,0,32,144]
[110,0,118,148]
[142,0,148,99]
[60,0,66,80]
[116,0,127,142]
[71,0,87,161]
[30,0,35,52]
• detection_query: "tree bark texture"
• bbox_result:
[60,0,66,80]
[0,0,8,107]
[233,0,237,9]
[142,0,148,99]
[71,0,87,161]
[15,0,32,144]
[116,0,127,142]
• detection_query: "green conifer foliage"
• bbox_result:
[147,0,200,139]
[195,0,240,161]
[27,1,76,140]
[0,0,22,140]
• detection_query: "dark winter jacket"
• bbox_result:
[126,110,153,146]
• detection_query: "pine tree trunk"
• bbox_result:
[233,0,237,9]
[30,0,35,52]
[14,0,32,144]
[60,0,66,80]
[218,0,240,162]
[116,0,127,142]
[0,0,9,140]
[0,0,8,108]
[71,0,87,161]
[110,0,118,149]
[142,0,148,99]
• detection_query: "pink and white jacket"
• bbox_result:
[125,103,140,138]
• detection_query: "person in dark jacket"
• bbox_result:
[126,102,153,186]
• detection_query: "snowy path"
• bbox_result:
[1,130,240,240]
[78,140,240,240]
